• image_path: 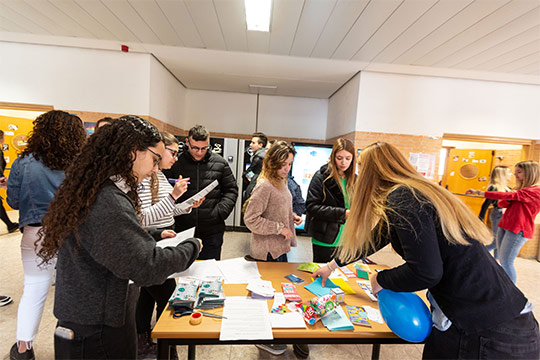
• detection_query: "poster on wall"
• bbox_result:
[409,152,437,179]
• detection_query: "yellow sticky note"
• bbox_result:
[331,278,356,295]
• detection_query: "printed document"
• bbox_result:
[219,297,273,341]
[179,180,218,207]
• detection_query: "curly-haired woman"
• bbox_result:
[37,116,201,359]
[7,110,87,360]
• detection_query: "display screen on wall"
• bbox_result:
[291,142,333,230]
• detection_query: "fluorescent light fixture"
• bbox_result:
[245,0,272,32]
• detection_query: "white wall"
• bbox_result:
[258,95,328,140]
[356,72,540,139]
[0,42,151,115]
[185,90,257,134]
[149,56,187,128]
[327,72,360,139]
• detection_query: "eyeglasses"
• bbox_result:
[165,146,179,158]
[147,148,162,167]
[187,139,210,152]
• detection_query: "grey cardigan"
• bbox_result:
[54,182,201,327]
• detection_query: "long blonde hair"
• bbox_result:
[258,141,296,189]
[488,166,510,191]
[324,138,356,199]
[339,142,492,263]
[150,131,178,204]
[515,160,540,189]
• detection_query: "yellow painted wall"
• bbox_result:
[1,115,35,210]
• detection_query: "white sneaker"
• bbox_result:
[255,344,287,355]
[0,295,13,307]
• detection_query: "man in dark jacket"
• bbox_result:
[243,132,267,183]
[163,125,238,260]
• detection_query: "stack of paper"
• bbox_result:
[246,279,275,299]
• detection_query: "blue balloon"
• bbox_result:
[378,289,432,343]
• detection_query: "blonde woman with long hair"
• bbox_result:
[467,160,540,283]
[314,142,539,359]
[305,138,356,262]
[478,166,511,259]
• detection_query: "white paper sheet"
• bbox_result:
[270,312,306,329]
[219,297,273,341]
[216,257,261,284]
[156,227,195,248]
[364,305,384,324]
[178,180,218,207]
[168,259,223,279]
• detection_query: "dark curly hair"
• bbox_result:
[21,110,87,170]
[38,116,162,264]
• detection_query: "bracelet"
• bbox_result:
[327,260,337,272]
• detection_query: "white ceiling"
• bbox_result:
[1,0,539,98]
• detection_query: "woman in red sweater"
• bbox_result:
[467,160,540,283]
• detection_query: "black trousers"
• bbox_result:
[54,285,138,359]
[197,232,224,260]
[135,279,176,334]
[423,311,540,359]
[312,243,337,263]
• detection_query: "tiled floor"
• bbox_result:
[1,214,539,359]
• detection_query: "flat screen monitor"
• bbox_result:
[290,142,333,230]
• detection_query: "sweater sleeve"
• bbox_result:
[244,182,283,235]
[81,188,201,287]
[485,187,539,203]
[376,188,444,292]
[140,195,176,227]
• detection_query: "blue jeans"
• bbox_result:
[485,208,503,259]
[422,311,539,359]
[496,229,529,283]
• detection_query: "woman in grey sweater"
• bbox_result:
[38,116,201,359]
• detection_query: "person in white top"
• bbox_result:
[135,131,204,356]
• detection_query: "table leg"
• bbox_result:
[157,340,169,360]
[371,344,380,360]
[188,344,196,360]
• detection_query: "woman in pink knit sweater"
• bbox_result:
[244,141,302,262]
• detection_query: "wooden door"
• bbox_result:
[442,149,493,216]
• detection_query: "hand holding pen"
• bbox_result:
[170,176,190,200]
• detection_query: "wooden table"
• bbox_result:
[152,262,409,360]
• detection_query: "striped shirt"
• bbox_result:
[138,171,190,228]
